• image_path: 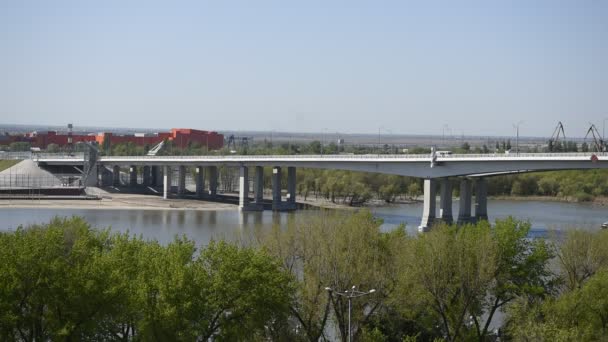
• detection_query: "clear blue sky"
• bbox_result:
[1,0,607,137]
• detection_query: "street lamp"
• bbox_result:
[325,286,376,342]
[513,121,524,155]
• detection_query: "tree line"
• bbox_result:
[2,215,608,341]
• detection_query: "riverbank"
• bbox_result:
[2,191,605,212]
[0,192,236,211]
[490,195,608,206]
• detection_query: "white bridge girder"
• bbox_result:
[38,153,608,179]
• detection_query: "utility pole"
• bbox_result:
[513,121,523,155]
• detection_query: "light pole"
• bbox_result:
[325,286,376,342]
[513,121,523,155]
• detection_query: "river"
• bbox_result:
[1,199,606,243]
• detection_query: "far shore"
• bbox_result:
[490,195,608,206]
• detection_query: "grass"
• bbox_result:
[0,159,21,172]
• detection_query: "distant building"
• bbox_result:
[5,128,224,150]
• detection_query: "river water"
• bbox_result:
[1,199,606,244]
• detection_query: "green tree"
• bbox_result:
[392,218,552,342]
[46,143,60,152]
[0,217,294,341]
[260,210,405,341]
[407,182,422,199]
[308,141,322,154]
[9,141,31,152]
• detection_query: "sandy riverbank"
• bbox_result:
[0,193,237,211]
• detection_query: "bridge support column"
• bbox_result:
[112,165,120,187]
[457,179,473,224]
[238,166,250,210]
[208,166,218,197]
[178,165,186,197]
[272,167,282,211]
[143,166,151,186]
[100,166,113,187]
[84,165,99,187]
[252,166,265,209]
[151,166,160,187]
[286,167,297,210]
[438,178,453,224]
[163,165,172,199]
[195,166,205,198]
[418,179,437,232]
[475,178,488,221]
[129,166,137,186]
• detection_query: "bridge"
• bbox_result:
[34,152,608,231]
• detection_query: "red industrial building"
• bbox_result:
[3,128,224,151]
[95,128,224,150]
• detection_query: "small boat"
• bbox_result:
[602,222,608,229]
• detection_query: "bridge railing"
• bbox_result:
[33,153,85,160]
[0,174,83,189]
[0,152,33,160]
[36,151,606,161]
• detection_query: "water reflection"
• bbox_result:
[1,199,606,245]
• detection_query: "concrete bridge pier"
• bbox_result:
[475,178,488,221]
[178,165,186,197]
[418,179,437,232]
[163,165,172,199]
[112,165,120,187]
[438,178,453,224]
[150,166,159,187]
[286,166,297,210]
[208,166,218,197]
[253,166,264,208]
[143,166,151,186]
[272,167,282,211]
[238,165,250,210]
[457,179,473,224]
[100,166,113,187]
[129,166,137,186]
[195,166,205,198]
[84,165,99,187]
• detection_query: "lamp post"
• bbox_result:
[513,121,523,155]
[325,286,376,342]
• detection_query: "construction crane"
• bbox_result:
[548,121,566,152]
[584,124,605,152]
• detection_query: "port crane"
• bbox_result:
[548,121,566,152]
[584,124,606,152]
